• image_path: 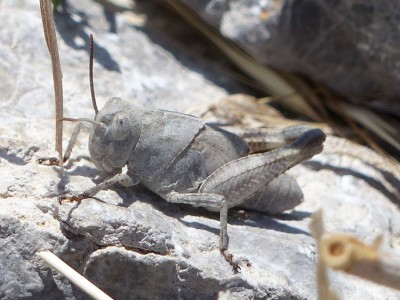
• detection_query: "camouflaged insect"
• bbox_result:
[58,96,326,251]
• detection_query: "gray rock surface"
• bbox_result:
[177,0,400,116]
[0,0,400,299]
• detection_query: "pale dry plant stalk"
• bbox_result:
[320,233,400,291]
[217,290,232,300]
[37,251,113,300]
[309,210,340,300]
[39,0,64,171]
[311,210,400,299]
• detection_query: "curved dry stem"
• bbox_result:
[40,0,64,172]
[89,33,98,116]
[320,233,400,291]
[311,210,400,294]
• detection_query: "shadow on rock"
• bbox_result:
[230,211,310,236]
[126,1,257,96]
[119,186,311,238]
[304,160,400,206]
[0,146,39,166]
[54,1,120,72]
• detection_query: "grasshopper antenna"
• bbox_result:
[60,117,105,129]
[89,33,99,116]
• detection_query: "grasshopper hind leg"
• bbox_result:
[166,191,241,273]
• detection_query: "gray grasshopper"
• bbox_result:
[44,35,326,253]
[56,96,326,252]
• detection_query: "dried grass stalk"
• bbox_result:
[309,210,340,300]
[39,0,63,171]
[89,33,98,116]
[218,290,232,300]
[37,251,113,300]
[311,210,400,296]
[320,233,400,291]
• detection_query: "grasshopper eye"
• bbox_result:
[110,112,130,141]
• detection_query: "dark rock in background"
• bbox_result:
[178,0,400,116]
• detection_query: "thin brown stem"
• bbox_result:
[89,33,98,116]
[40,0,64,172]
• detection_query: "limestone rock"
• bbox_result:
[0,0,399,299]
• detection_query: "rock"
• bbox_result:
[0,0,400,299]
[58,198,173,253]
[176,0,400,116]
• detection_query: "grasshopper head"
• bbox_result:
[89,97,142,174]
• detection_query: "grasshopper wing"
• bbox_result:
[130,109,205,180]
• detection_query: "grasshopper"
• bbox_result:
[43,36,326,254]
[56,97,325,252]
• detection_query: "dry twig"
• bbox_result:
[309,210,340,300]
[37,251,113,300]
[320,233,400,291]
[39,0,64,171]
[89,33,98,116]
[311,210,400,298]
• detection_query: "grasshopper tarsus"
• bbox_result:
[38,157,59,165]
[221,250,241,274]
[58,192,89,204]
